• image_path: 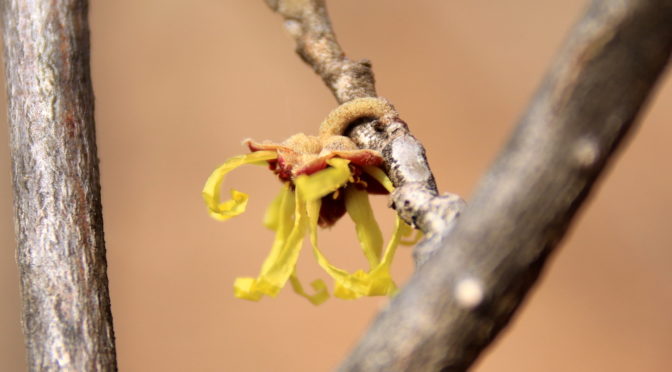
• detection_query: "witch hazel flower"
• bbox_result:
[202,97,416,305]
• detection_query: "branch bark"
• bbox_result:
[265,0,466,261]
[2,1,118,371]
[269,0,671,370]
[338,0,672,371]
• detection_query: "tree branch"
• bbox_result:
[265,0,466,260]
[338,0,672,370]
[264,0,376,103]
[2,1,118,370]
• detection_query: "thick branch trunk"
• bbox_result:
[339,0,672,370]
[2,1,117,370]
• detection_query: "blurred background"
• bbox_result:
[1,1,671,371]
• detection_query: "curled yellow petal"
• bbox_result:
[202,151,278,221]
[328,214,406,299]
[233,185,308,301]
[345,187,383,267]
[295,157,352,201]
[259,185,330,305]
[233,277,263,301]
[304,198,350,291]
[304,193,401,300]
[289,274,329,305]
[207,189,249,221]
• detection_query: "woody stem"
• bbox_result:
[265,0,464,256]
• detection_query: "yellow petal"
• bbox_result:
[304,195,400,300]
[368,215,405,287]
[233,186,307,301]
[263,184,288,231]
[207,189,249,221]
[233,277,263,301]
[259,184,294,274]
[202,151,278,221]
[328,214,406,299]
[362,165,394,192]
[305,198,350,283]
[363,165,421,246]
[295,157,352,202]
[289,274,330,305]
[399,223,423,246]
[255,185,331,305]
[345,186,383,267]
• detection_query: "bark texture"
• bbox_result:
[2,0,117,370]
[338,0,672,370]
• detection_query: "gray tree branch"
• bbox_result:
[265,0,466,256]
[338,0,672,371]
[2,0,118,370]
[268,0,671,370]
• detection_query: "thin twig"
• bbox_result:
[338,0,672,370]
[2,0,118,370]
[264,0,376,103]
[265,0,465,264]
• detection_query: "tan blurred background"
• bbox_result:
[1,1,671,371]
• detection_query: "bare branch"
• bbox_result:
[264,0,376,103]
[338,0,672,370]
[265,0,465,257]
[2,1,118,370]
